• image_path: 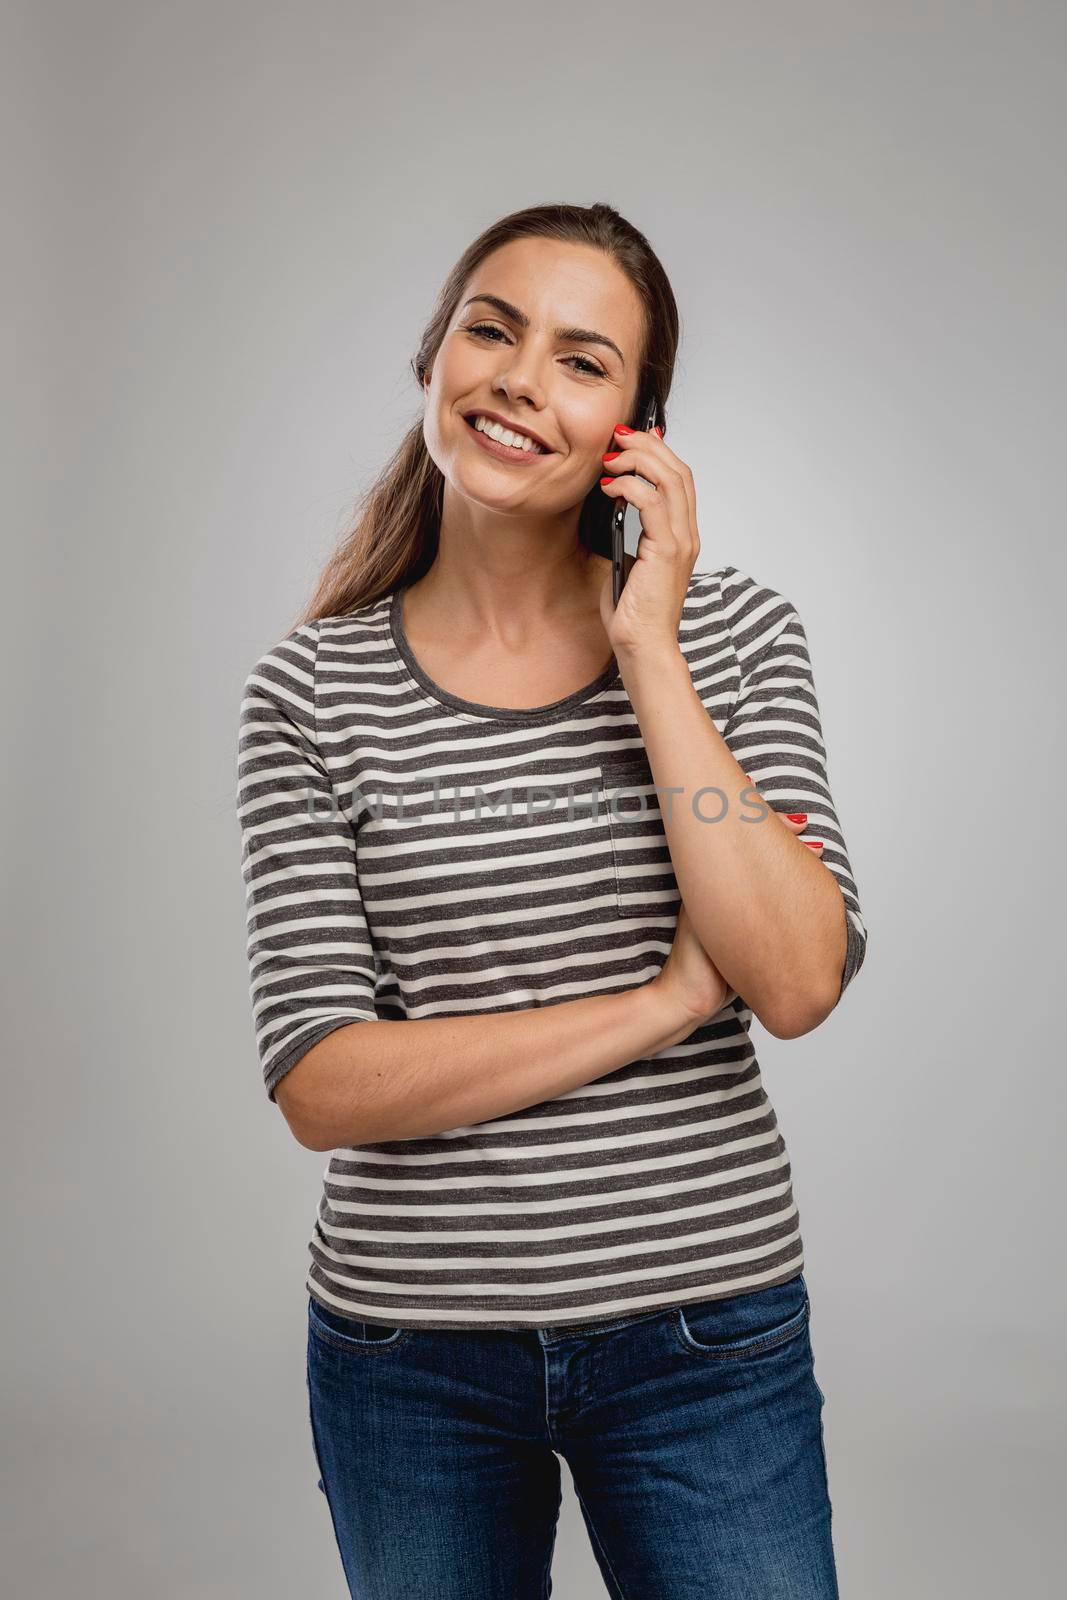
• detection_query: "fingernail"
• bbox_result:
[653,425,664,437]
[599,476,613,486]
[602,451,621,461]
[615,424,634,434]
[787,813,808,823]
[804,839,824,848]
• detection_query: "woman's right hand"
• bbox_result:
[655,807,820,1027]
[656,900,737,1026]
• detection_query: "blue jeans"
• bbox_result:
[306,1270,838,1598]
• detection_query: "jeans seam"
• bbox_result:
[306,1341,336,1527]
[540,1478,562,1600]
[573,1482,629,1600]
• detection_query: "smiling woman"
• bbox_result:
[284,207,668,623]
[238,201,853,1598]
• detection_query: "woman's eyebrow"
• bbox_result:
[460,293,626,367]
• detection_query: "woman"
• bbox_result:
[237,202,867,1598]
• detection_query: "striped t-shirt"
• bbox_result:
[236,565,867,1331]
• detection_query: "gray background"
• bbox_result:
[6,1,1064,1595]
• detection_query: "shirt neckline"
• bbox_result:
[388,585,622,724]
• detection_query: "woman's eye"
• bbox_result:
[567,354,606,376]
[468,322,507,344]
[466,323,605,378]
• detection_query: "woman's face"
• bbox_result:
[423,237,646,517]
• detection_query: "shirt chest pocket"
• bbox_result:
[598,749,681,922]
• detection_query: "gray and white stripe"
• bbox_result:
[236,565,867,1330]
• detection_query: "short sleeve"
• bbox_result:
[720,567,868,1001]
[236,622,379,1102]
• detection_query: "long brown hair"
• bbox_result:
[292,202,680,629]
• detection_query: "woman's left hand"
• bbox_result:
[743,778,826,858]
[597,420,701,657]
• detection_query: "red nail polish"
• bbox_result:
[599,476,613,486]
[786,813,807,823]
[602,451,621,461]
[653,425,664,437]
[615,424,634,434]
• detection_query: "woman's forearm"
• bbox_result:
[618,642,846,1036]
[277,980,701,1151]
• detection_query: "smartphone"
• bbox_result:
[612,395,662,606]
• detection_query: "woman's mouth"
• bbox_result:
[463,414,556,464]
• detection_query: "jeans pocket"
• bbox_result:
[672,1272,810,1359]
[307,1295,414,1354]
[598,751,679,921]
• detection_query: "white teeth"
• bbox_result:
[472,415,545,453]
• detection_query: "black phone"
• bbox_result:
[611,394,662,606]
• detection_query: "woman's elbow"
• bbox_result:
[758,974,842,1040]
[274,1065,330,1149]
